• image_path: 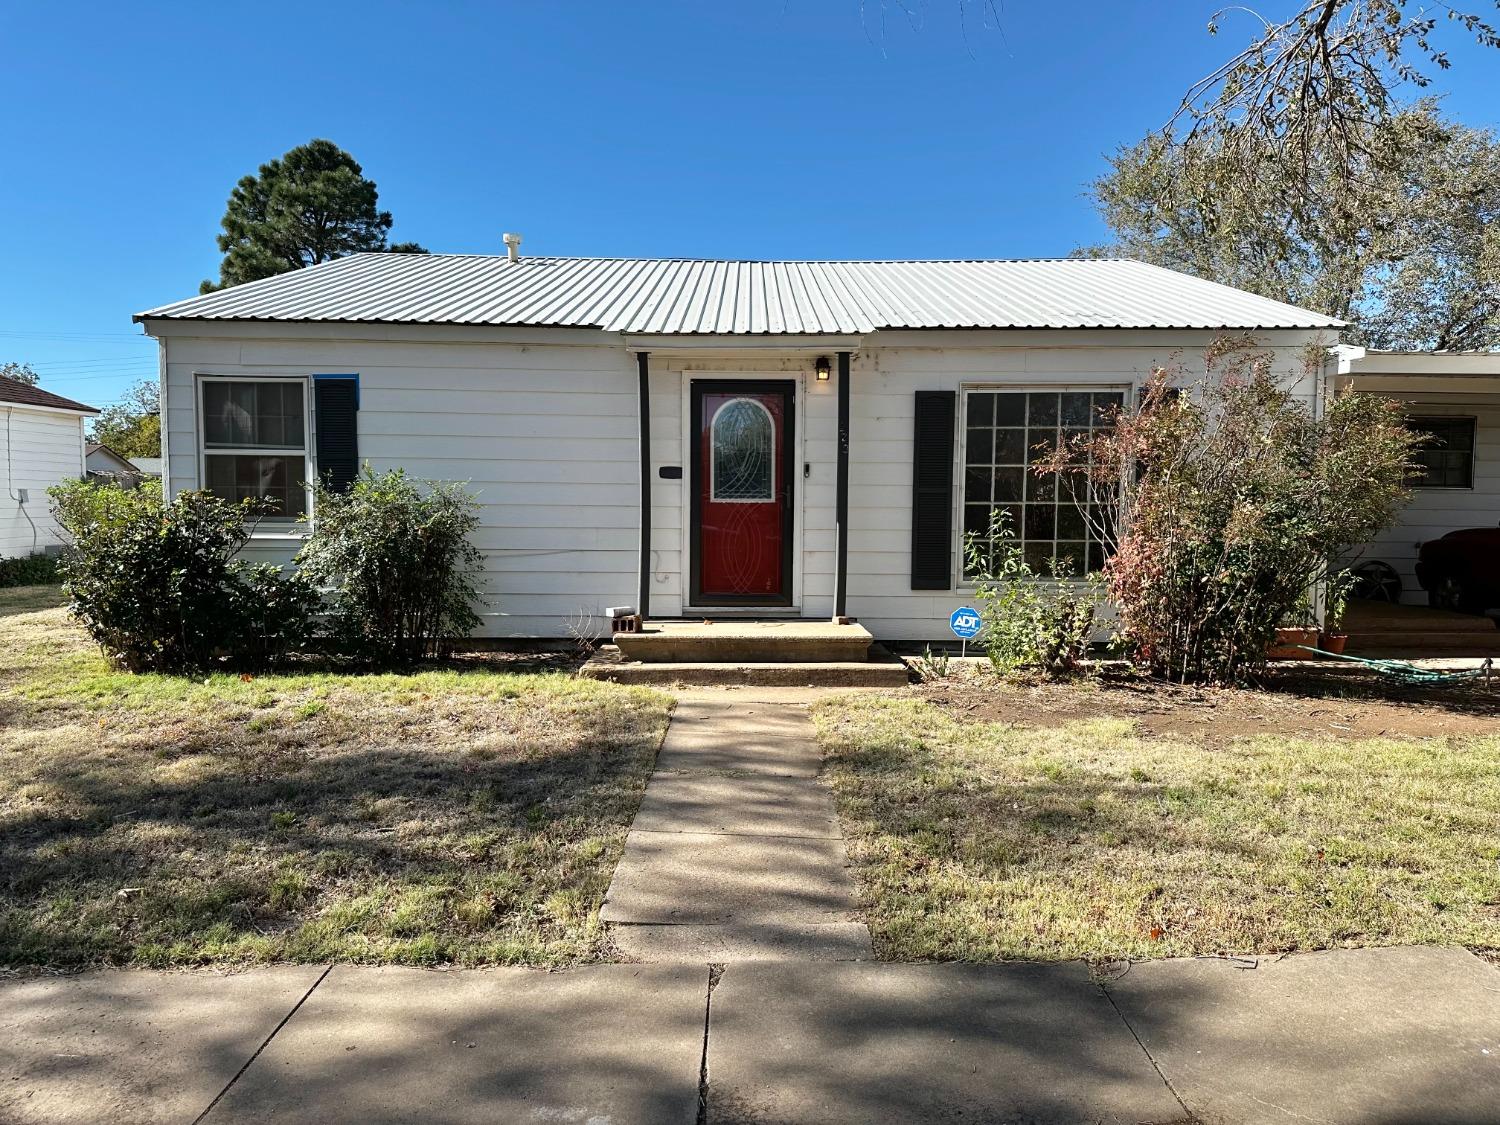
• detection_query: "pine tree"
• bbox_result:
[202,139,425,293]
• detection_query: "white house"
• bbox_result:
[135,252,1342,641]
[1338,347,1500,606]
[1,377,97,558]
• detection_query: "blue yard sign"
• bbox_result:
[949,607,982,640]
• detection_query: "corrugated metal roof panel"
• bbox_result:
[136,255,1344,333]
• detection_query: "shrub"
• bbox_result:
[49,480,315,672]
[1039,338,1418,683]
[0,552,60,587]
[966,509,1102,678]
[295,467,483,666]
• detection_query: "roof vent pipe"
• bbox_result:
[503,232,522,262]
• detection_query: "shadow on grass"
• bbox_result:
[0,682,668,969]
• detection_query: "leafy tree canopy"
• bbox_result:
[202,139,427,293]
[1,361,41,386]
[1087,103,1500,351]
[90,380,161,459]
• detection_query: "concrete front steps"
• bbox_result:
[580,619,911,687]
[1344,600,1500,658]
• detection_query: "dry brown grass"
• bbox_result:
[0,594,671,968]
[814,681,1500,963]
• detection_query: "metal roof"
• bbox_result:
[136,254,1344,334]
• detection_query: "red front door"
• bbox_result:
[692,381,795,606]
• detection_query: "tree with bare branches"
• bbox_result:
[1178,1,1498,181]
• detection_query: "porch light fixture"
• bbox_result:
[814,356,831,381]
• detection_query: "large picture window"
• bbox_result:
[1405,416,1475,489]
[200,379,309,519]
[963,389,1124,577]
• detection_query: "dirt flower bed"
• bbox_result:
[0,592,670,969]
[814,669,1500,964]
[912,662,1500,740]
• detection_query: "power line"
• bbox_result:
[0,330,152,342]
[30,355,157,366]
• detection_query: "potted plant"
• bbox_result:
[1268,612,1320,659]
[1319,568,1356,655]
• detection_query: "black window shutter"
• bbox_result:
[911,390,956,590]
[314,377,359,492]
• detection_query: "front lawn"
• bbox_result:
[814,678,1500,962]
[0,592,671,968]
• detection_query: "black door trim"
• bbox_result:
[689,379,797,608]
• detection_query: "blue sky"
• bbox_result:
[2,0,1496,411]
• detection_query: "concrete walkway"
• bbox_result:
[599,691,874,961]
[3,947,1498,1123]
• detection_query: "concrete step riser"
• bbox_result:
[582,662,910,687]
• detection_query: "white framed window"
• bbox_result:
[197,376,312,521]
[1405,416,1476,490]
[961,387,1126,577]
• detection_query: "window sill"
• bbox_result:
[249,528,308,542]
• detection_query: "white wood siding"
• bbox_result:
[1343,383,1500,604]
[1,406,85,557]
[162,335,639,637]
[156,323,1327,641]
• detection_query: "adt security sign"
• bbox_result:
[949,607,982,640]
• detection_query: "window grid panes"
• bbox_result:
[201,379,308,519]
[204,381,305,449]
[963,390,1123,577]
[1406,416,1475,489]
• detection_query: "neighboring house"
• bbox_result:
[1338,347,1500,605]
[86,442,140,480]
[0,376,97,557]
[85,444,162,484]
[135,252,1341,641]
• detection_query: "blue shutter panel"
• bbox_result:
[314,376,359,492]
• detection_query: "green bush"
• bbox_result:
[966,509,1102,678]
[0,552,60,587]
[49,480,315,672]
[295,467,483,666]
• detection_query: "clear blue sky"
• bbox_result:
[2,0,1496,411]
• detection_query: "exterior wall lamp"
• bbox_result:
[814,356,831,382]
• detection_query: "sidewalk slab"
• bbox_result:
[207,964,704,1124]
[1105,946,1500,1125]
[0,966,323,1125]
[601,829,862,924]
[653,701,821,777]
[706,961,1185,1124]
[631,770,841,839]
[612,921,873,962]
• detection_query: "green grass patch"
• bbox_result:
[0,603,671,969]
[814,693,1500,962]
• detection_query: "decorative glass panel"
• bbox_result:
[711,398,775,501]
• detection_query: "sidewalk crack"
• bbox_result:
[192,964,332,1123]
[696,963,724,1125]
[1099,980,1201,1125]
